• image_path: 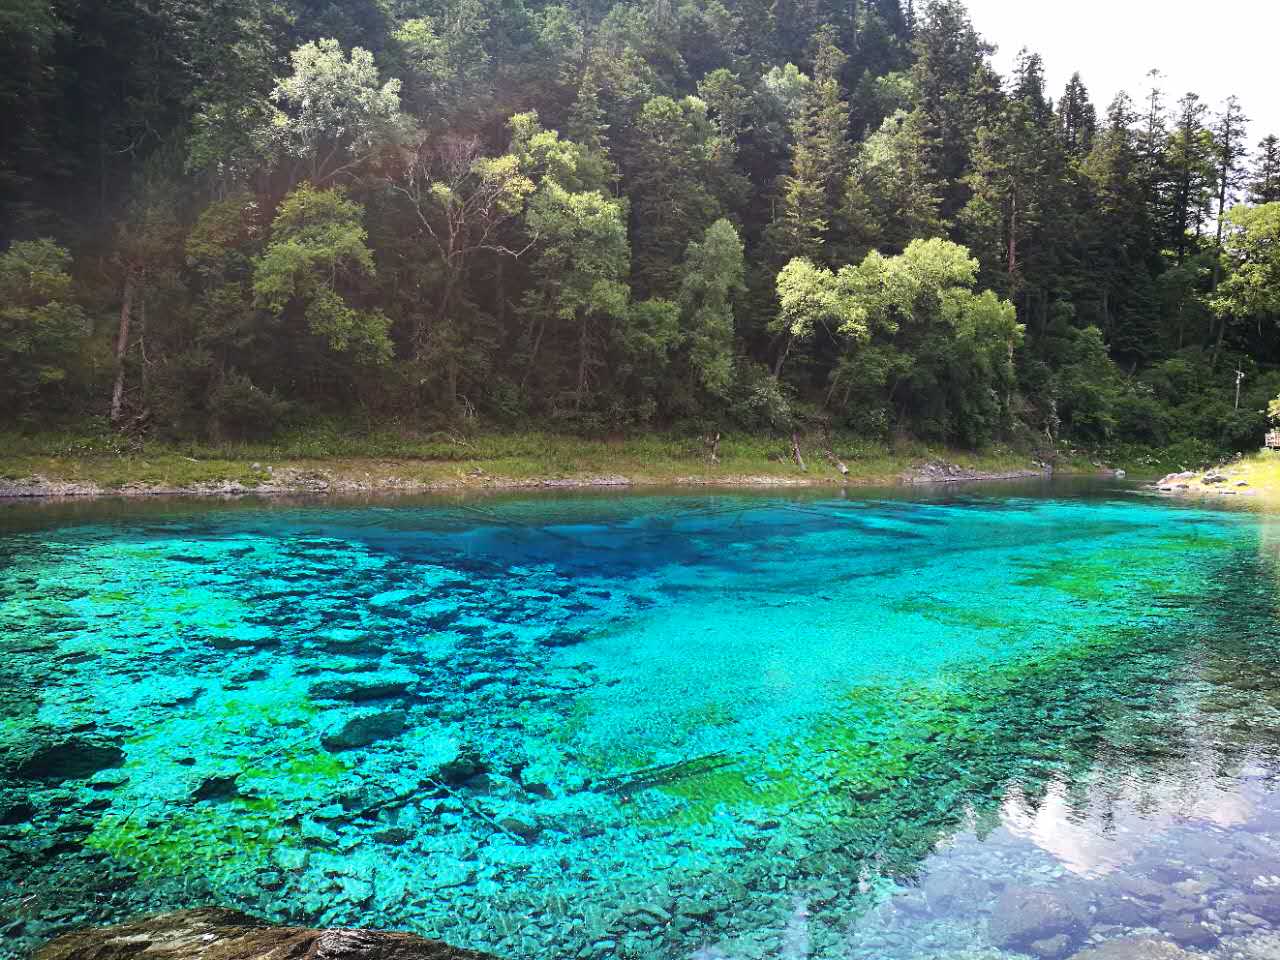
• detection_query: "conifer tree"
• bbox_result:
[770,25,851,264]
[1166,92,1216,264]
[1249,135,1280,204]
[1057,73,1097,158]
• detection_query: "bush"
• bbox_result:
[730,361,794,431]
[208,373,290,440]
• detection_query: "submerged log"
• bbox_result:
[595,751,735,797]
[35,907,497,960]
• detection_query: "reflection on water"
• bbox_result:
[3,483,1280,960]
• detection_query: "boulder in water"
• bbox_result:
[12,737,124,782]
[309,670,417,703]
[1068,938,1201,960]
[988,885,1089,958]
[321,709,408,751]
[34,907,498,959]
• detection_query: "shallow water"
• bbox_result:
[5,482,1280,959]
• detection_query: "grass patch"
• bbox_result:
[1157,450,1280,504]
[0,424,1059,492]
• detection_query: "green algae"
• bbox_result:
[649,611,1202,837]
[88,802,288,878]
[890,596,1013,633]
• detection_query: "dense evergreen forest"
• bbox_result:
[3,0,1279,455]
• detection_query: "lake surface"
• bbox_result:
[5,482,1280,960]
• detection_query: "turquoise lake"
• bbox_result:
[6,482,1280,959]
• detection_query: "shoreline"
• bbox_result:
[0,462,1061,501]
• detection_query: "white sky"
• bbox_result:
[963,0,1280,149]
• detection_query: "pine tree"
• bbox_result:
[1166,92,1216,264]
[909,0,998,219]
[1079,94,1161,363]
[1057,73,1097,158]
[770,25,851,264]
[624,96,724,297]
[1249,135,1280,204]
[1210,96,1249,279]
[1209,96,1249,358]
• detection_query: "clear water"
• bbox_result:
[5,482,1280,959]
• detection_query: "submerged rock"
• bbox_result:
[322,709,408,751]
[309,670,417,703]
[192,773,242,802]
[1069,938,1201,960]
[13,737,125,782]
[989,885,1088,958]
[1160,915,1218,949]
[34,907,498,959]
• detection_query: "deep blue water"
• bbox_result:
[5,482,1280,959]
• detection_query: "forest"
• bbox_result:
[2,0,1279,458]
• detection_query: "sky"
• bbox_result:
[962,0,1279,150]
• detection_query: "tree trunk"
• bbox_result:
[138,293,149,397]
[1007,192,1018,277]
[521,317,546,392]
[576,318,590,411]
[431,272,459,414]
[110,272,136,425]
[772,334,792,378]
[446,359,459,416]
[1211,314,1227,367]
[791,432,807,472]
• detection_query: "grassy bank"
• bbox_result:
[0,425,1077,495]
[1156,450,1280,503]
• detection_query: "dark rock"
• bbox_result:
[1234,892,1280,923]
[0,796,35,825]
[15,738,125,782]
[309,672,416,703]
[539,629,590,648]
[438,749,489,786]
[1109,874,1168,902]
[497,815,542,841]
[1030,934,1073,959]
[989,886,1089,958]
[675,897,729,922]
[462,673,501,693]
[1160,916,1218,949]
[1069,938,1200,960]
[373,826,412,845]
[192,774,241,803]
[322,709,408,751]
[33,907,497,959]
[1094,896,1160,927]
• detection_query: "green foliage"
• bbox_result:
[1212,203,1280,323]
[395,0,491,114]
[786,239,1022,443]
[678,219,746,399]
[260,38,410,184]
[1,0,1277,456]
[208,372,290,440]
[253,184,392,363]
[521,181,631,412]
[0,240,87,413]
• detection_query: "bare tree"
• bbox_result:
[388,134,536,410]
